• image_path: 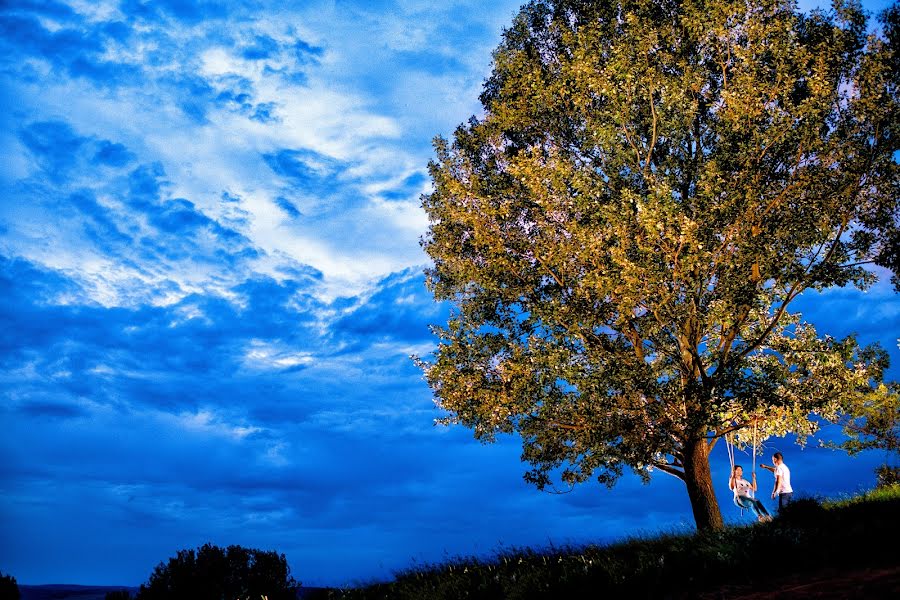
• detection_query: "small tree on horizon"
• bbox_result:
[0,572,20,600]
[135,543,299,600]
[419,0,898,530]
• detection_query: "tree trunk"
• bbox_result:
[682,437,724,531]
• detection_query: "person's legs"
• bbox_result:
[751,498,771,518]
[737,496,763,520]
[778,492,793,510]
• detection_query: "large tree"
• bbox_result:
[419,0,898,530]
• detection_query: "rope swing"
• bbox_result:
[726,418,759,514]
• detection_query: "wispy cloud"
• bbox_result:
[0,0,455,303]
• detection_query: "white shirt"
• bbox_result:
[732,477,754,497]
[775,463,793,494]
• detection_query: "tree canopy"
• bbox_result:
[419,0,898,529]
[832,381,900,455]
[0,572,20,600]
[135,543,299,600]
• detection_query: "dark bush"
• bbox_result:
[775,496,827,526]
[135,543,299,600]
[105,591,132,600]
[0,572,19,600]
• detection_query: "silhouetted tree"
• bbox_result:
[135,543,299,600]
[0,572,19,600]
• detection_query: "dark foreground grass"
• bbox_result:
[308,485,900,600]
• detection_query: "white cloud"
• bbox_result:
[67,0,123,22]
[170,408,264,440]
[243,339,315,370]
[3,1,526,310]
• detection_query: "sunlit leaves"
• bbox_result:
[419,0,897,505]
[831,382,900,454]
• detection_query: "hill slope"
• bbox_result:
[309,486,900,599]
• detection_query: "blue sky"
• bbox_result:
[1,0,898,588]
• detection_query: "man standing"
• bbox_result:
[760,452,793,510]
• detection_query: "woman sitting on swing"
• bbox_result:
[729,465,773,522]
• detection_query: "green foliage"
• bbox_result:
[135,543,299,600]
[821,482,900,507]
[419,0,898,528]
[0,572,19,600]
[876,464,900,487]
[828,381,900,455]
[312,486,900,599]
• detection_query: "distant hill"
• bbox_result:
[18,584,330,600]
[19,585,139,600]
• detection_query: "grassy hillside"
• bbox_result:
[309,486,900,600]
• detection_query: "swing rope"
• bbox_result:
[751,419,757,498]
[726,417,761,515]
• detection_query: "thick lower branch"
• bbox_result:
[653,462,686,481]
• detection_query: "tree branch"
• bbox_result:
[548,421,590,431]
[653,461,686,481]
[645,92,658,174]
[709,422,749,440]
[838,260,876,269]
[736,217,849,362]
[534,254,566,289]
[621,123,643,168]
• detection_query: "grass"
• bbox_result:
[306,485,900,600]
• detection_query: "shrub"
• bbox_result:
[105,591,132,600]
[775,496,827,526]
[0,572,19,600]
[135,543,299,600]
